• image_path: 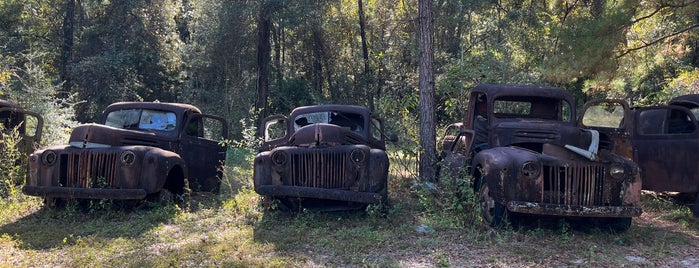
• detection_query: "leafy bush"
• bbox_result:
[0,128,24,197]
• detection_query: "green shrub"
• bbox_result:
[0,128,24,197]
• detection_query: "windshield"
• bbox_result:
[105,109,177,131]
[293,111,364,132]
[492,96,571,121]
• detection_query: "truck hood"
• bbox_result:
[288,123,366,147]
[68,123,162,148]
[492,120,592,151]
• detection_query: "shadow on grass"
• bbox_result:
[0,193,227,250]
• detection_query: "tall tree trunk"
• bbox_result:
[256,2,271,118]
[358,0,373,110]
[418,0,436,182]
[60,0,75,95]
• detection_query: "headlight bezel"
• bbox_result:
[609,163,626,179]
[41,150,57,166]
[521,161,541,179]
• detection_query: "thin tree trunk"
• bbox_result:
[256,2,271,118]
[418,0,436,182]
[358,0,374,110]
[60,0,75,95]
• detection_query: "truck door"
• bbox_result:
[0,107,43,156]
[579,99,632,159]
[632,106,699,193]
[180,113,229,192]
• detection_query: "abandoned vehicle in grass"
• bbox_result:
[0,99,43,157]
[23,102,228,205]
[629,94,699,216]
[439,84,642,230]
[254,104,392,210]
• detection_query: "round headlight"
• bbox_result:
[521,161,540,178]
[41,150,57,166]
[610,163,626,179]
[350,149,366,163]
[120,150,136,165]
[271,151,287,166]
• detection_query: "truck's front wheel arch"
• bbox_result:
[163,165,186,196]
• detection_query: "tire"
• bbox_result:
[478,182,507,227]
[44,197,66,208]
[604,217,632,232]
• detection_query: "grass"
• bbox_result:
[0,148,698,267]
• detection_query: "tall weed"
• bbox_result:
[0,128,24,197]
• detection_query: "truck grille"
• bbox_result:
[60,151,119,188]
[289,151,348,189]
[543,163,605,206]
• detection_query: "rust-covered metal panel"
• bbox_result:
[23,102,228,203]
[254,105,390,210]
[629,100,699,217]
[441,84,642,229]
[0,100,44,157]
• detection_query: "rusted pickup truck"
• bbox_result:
[23,102,228,205]
[630,94,699,216]
[440,84,642,230]
[254,105,391,210]
[0,100,43,156]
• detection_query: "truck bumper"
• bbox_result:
[255,185,383,204]
[507,201,642,218]
[23,185,148,200]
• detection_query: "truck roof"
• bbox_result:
[289,104,371,117]
[669,94,699,108]
[0,99,22,109]
[473,84,575,104]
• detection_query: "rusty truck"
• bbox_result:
[0,99,43,156]
[23,102,228,205]
[440,84,642,230]
[254,104,391,210]
[630,94,699,216]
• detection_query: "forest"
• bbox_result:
[1,1,699,266]
[1,0,697,149]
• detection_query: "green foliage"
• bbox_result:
[0,128,23,197]
[70,0,184,122]
[2,51,78,146]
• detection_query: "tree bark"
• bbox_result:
[60,0,75,95]
[256,2,271,118]
[358,0,374,110]
[418,0,437,182]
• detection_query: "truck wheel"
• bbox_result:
[159,189,174,203]
[44,197,66,208]
[604,217,632,232]
[478,182,507,227]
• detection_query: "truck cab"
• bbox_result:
[254,105,391,210]
[440,84,642,230]
[23,102,228,205]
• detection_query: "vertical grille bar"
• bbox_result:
[543,163,605,206]
[63,151,120,189]
[289,150,348,189]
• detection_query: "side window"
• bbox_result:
[186,117,200,137]
[637,109,666,135]
[202,117,226,140]
[637,108,696,135]
[22,114,41,138]
[561,101,572,121]
[265,118,287,141]
[582,101,626,129]
[668,108,696,134]
[185,114,227,141]
[371,118,382,140]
